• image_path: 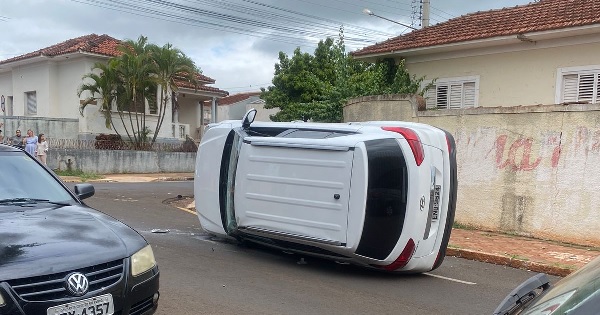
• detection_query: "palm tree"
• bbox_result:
[79,35,200,149]
[148,43,198,145]
[116,36,156,149]
[78,59,124,138]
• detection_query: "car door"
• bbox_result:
[234,137,354,246]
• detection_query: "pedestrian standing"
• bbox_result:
[24,129,38,156]
[36,133,49,165]
[10,130,24,149]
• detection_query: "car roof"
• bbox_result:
[0,144,21,152]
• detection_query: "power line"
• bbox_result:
[72,0,391,48]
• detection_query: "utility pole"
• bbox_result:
[422,0,430,28]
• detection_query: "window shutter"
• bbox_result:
[26,92,37,115]
[595,74,600,103]
[578,74,595,102]
[449,84,463,109]
[463,82,476,108]
[436,85,448,109]
[562,74,578,103]
[425,87,436,109]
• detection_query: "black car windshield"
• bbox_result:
[0,151,74,206]
[520,256,600,314]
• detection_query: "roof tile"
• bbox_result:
[217,92,262,106]
[1,33,224,93]
[353,0,600,57]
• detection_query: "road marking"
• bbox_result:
[176,206,197,215]
[424,273,476,285]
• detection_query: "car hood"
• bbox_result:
[0,204,148,280]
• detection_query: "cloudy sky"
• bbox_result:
[0,0,530,95]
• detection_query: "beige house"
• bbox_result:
[0,34,228,141]
[353,0,600,109]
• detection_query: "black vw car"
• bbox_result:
[0,144,159,315]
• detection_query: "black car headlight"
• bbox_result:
[131,245,156,277]
[0,291,5,306]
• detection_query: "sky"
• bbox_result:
[0,0,531,95]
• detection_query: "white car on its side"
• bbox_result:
[194,109,457,273]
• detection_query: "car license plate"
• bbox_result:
[432,185,441,220]
[47,294,114,315]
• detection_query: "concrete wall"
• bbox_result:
[344,95,600,246]
[48,149,195,174]
[405,37,600,107]
[1,116,79,140]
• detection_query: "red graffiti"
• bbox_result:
[495,135,542,171]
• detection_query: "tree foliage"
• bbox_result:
[78,35,199,149]
[261,29,426,123]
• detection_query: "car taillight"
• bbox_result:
[383,238,416,271]
[381,127,424,166]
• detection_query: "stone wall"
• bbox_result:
[344,95,600,246]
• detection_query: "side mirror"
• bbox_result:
[74,183,95,200]
[242,108,257,130]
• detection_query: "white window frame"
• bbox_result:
[555,65,600,104]
[423,76,479,109]
[25,91,37,116]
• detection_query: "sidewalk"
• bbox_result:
[448,228,599,276]
[59,172,600,277]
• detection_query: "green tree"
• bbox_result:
[78,35,199,149]
[148,42,199,145]
[261,29,426,123]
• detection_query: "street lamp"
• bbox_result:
[362,8,417,30]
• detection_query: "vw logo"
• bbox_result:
[66,272,89,296]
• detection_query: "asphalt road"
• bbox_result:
[78,182,560,315]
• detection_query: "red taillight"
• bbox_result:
[383,238,416,271]
[446,135,452,154]
[381,127,424,166]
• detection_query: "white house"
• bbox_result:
[215,92,277,123]
[353,0,600,110]
[0,34,228,141]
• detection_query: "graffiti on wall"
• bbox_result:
[491,133,562,171]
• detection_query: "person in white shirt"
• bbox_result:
[36,133,49,165]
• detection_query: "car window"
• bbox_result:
[0,152,74,205]
[521,256,600,314]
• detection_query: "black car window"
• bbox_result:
[0,152,74,206]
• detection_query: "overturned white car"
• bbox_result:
[194,110,457,273]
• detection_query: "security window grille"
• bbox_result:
[561,72,600,103]
[425,80,477,109]
[25,91,37,115]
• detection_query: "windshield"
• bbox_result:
[520,256,600,314]
[0,152,74,206]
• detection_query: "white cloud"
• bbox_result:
[0,0,532,94]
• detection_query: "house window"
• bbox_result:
[557,66,600,104]
[25,91,37,115]
[424,76,478,109]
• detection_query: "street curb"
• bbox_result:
[447,248,575,277]
[59,176,194,183]
[151,177,195,182]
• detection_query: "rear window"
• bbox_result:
[356,139,408,260]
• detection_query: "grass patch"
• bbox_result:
[54,169,103,182]
[550,262,578,271]
[452,221,477,230]
[447,244,462,249]
[506,254,529,261]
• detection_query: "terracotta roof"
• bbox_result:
[1,33,223,93]
[0,34,121,65]
[353,0,600,57]
[217,92,262,106]
[175,78,229,97]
